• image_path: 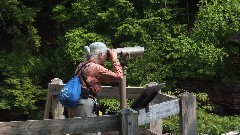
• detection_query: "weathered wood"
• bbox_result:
[45,84,145,119]
[147,83,162,135]
[3,75,200,135]
[99,86,145,99]
[101,131,119,135]
[1,93,193,135]
[148,119,162,135]
[45,83,163,119]
[138,128,158,135]
[0,116,118,135]
[48,84,145,99]
[43,89,51,119]
[44,83,179,134]
[101,127,157,135]
[45,78,64,119]
[119,108,138,135]
[148,100,162,135]
[138,94,180,125]
[48,84,64,96]
[51,95,64,119]
[152,93,178,104]
[179,92,197,135]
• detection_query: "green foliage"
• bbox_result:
[52,28,112,81]
[0,0,49,113]
[99,99,120,113]
[0,47,49,111]
[162,91,240,134]
[98,98,134,114]
[64,28,111,64]
[50,0,234,87]
[52,5,70,22]
[197,109,240,134]
[162,114,179,134]
[193,0,240,87]
[193,0,240,46]
[163,109,240,135]
[0,0,46,111]
[0,0,41,48]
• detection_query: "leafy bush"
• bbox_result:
[98,98,134,114]
[162,92,240,134]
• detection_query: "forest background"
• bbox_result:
[0,0,239,134]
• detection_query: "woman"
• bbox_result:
[68,42,123,135]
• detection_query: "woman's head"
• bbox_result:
[84,42,108,65]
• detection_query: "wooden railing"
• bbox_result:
[0,78,197,135]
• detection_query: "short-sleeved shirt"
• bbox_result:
[75,60,123,96]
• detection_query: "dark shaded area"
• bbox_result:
[175,80,240,115]
[229,30,240,46]
[229,30,240,53]
[175,0,199,31]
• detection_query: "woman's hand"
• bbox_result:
[107,48,118,62]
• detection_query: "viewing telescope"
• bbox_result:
[111,46,145,109]
[111,46,145,59]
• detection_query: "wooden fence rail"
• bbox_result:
[0,78,197,135]
[0,115,118,135]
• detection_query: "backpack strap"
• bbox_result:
[75,62,89,76]
[77,62,97,98]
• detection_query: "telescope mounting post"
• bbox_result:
[119,54,130,109]
[114,46,144,109]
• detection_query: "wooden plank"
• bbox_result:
[118,108,138,135]
[48,84,145,99]
[152,93,178,104]
[43,90,51,119]
[179,92,197,135]
[0,116,118,135]
[148,101,162,135]
[138,97,180,125]
[148,90,163,135]
[102,128,157,135]
[149,119,162,135]
[48,83,64,96]
[45,78,65,119]
[98,86,145,99]
[102,131,119,135]
[138,128,157,135]
[51,95,64,119]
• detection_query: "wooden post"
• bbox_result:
[120,66,127,109]
[179,92,197,135]
[147,82,162,135]
[118,108,138,135]
[51,78,64,119]
[148,119,162,135]
[51,95,64,119]
[44,78,64,119]
[44,87,52,119]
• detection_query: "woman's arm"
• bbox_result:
[94,60,123,82]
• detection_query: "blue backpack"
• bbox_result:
[59,62,89,108]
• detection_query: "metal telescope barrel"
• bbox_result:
[114,46,145,58]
